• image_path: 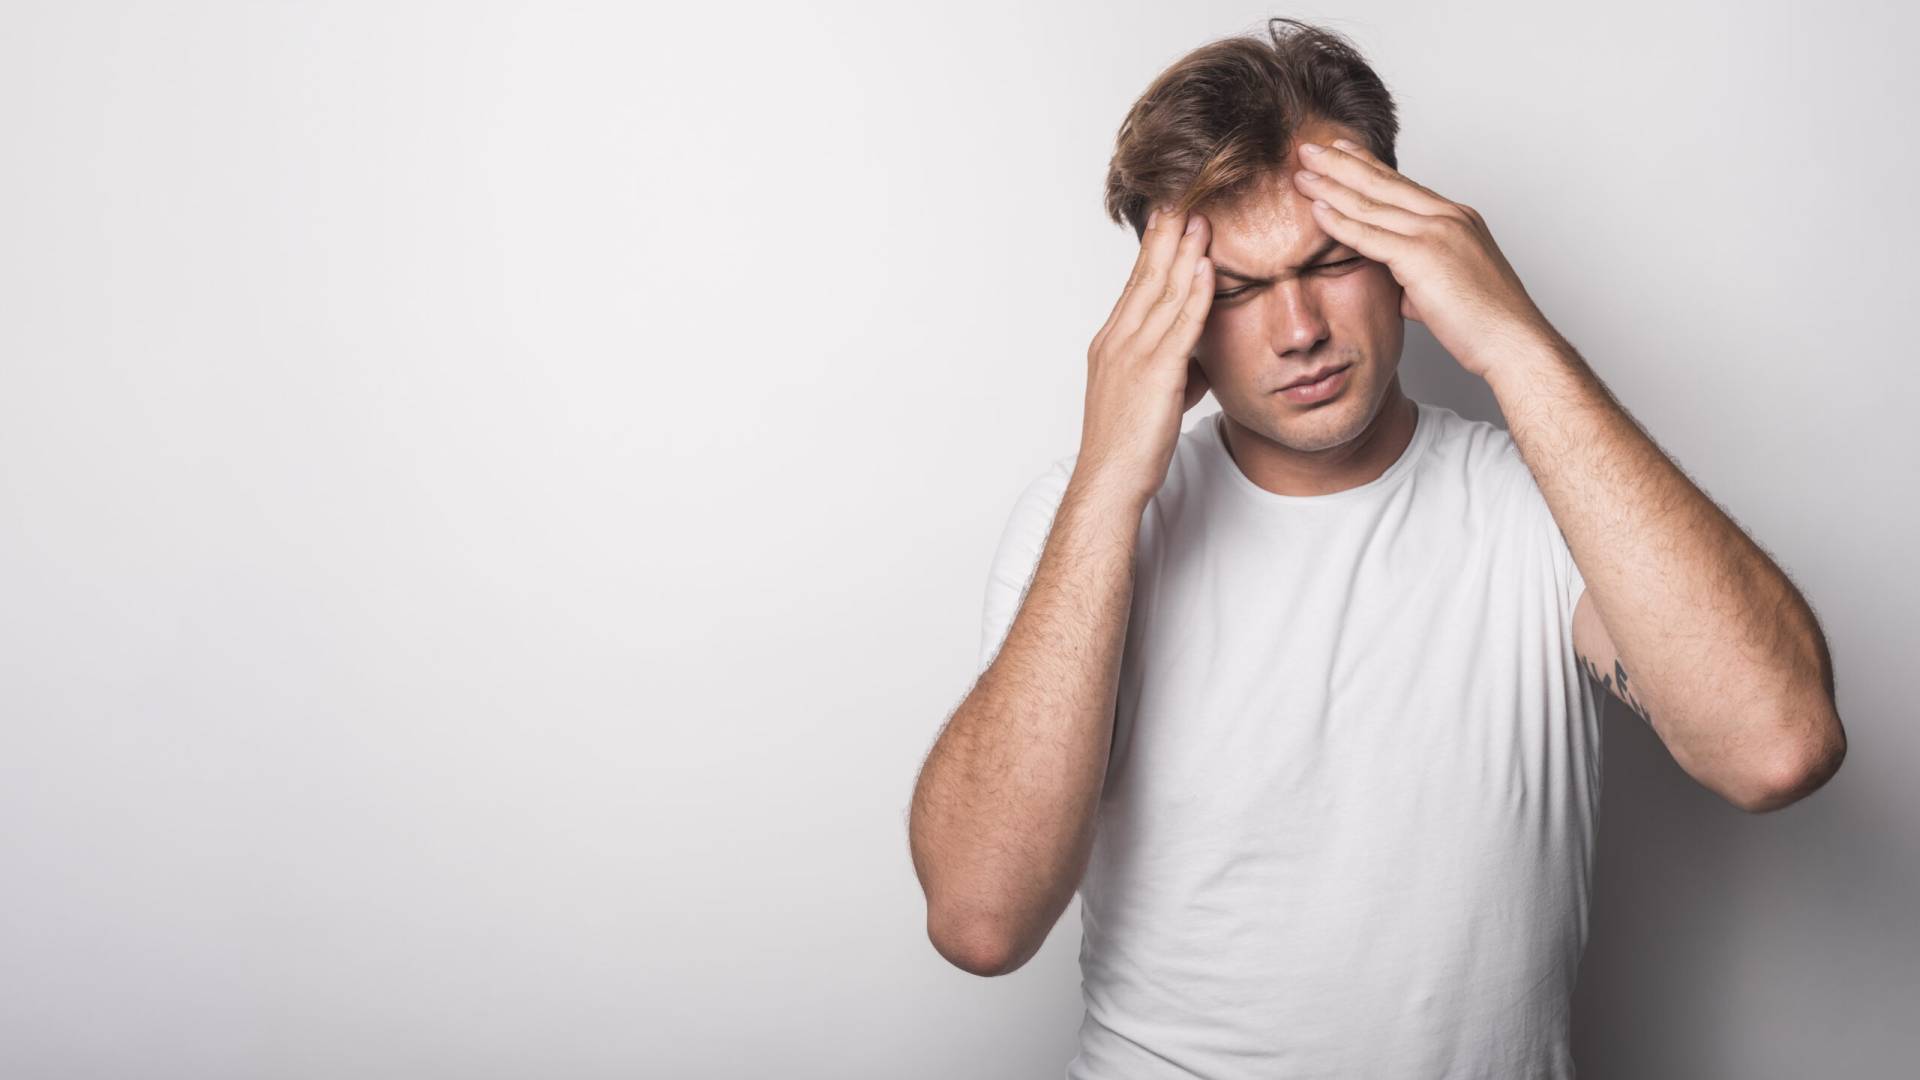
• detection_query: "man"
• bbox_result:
[907,18,1845,1078]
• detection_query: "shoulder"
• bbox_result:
[976,450,1078,673]
[985,451,1077,585]
[1406,401,1538,506]
[998,406,1218,523]
[1422,401,1515,467]
[1434,408,1618,698]
[1002,451,1077,525]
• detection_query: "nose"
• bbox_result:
[1266,277,1330,358]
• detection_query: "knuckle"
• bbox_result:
[1157,280,1182,305]
[1444,204,1481,230]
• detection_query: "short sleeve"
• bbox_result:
[1507,454,1607,728]
[1482,428,1589,641]
[1495,436,1586,639]
[977,458,1075,675]
[1525,472,1586,622]
[1556,519,1587,615]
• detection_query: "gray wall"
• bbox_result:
[2,2,1913,1076]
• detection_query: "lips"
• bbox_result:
[1280,363,1351,390]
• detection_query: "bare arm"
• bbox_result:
[908,471,1144,976]
[1488,334,1846,812]
[1276,136,1846,813]
[909,201,1218,976]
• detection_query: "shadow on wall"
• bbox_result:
[1570,699,1920,1077]
[1407,330,1920,1077]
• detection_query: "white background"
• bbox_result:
[3,2,1915,1076]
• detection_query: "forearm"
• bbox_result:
[910,470,1142,975]
[1486,332,1843,800]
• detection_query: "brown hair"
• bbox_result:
[1103,17,1401,238]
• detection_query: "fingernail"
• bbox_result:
[1185,215,1202,235]
[1301,142,1323,154]
[1147,206,1159,226]
[1332,138,1356,151]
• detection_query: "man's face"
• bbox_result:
[1193,127,1407,454]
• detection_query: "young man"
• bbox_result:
[908,18,1845,1078]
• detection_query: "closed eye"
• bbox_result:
[1214,257,1367,300]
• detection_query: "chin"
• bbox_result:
[1253,377,1381,447]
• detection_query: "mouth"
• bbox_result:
[1279,363,1352,390]
[1275,363,1352,404]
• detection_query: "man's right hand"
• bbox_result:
[1076,204,1216,507]
[912,211,1215,975]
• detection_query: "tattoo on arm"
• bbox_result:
[1580,653,1655,727]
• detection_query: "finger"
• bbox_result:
[1090,206,1171,357]
[1304,141,1455,219]
[1098,204,1157,313]
[1331,139,1455,209]
[1108,205,1199,342]
[1092,206,1176,358]
[1095,203,1176,346]
[1131,211,1212,349]
[1147,252,1214,371]
[1294,169,1429,235]
[1307,196,1416,267]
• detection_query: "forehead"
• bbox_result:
[1203,170,1346,265]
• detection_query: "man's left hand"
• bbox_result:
[1291,138,1563,382]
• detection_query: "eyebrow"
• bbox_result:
[1210,237,1354,284]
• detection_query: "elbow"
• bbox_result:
[927,912,1020,977]
[1732,709,1848,814]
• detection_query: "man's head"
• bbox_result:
[1104,19,1407,456]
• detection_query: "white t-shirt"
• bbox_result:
[977,400,1600,1079]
